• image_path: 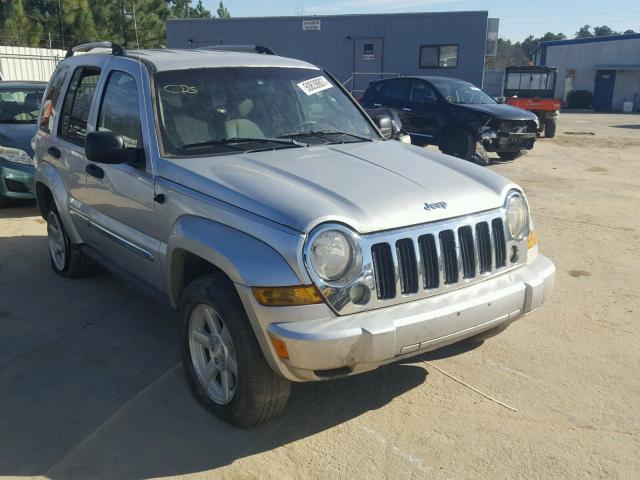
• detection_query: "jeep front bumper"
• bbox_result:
[238,255,555,382]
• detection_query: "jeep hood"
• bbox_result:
[159,141,516,234]
[458,103,538,121]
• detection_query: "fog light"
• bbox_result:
[510,245,519,263]
[349,283,370,305]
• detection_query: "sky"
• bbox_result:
[202,0,640,41]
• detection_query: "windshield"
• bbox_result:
[154,67,378,156]
[430,80,495,105]
[0,88,44,124]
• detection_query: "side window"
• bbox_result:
[382,79,411,101]
[59,67,101,145]
[97,71,142,148]
[39,64,70,133]
[409,81,437,104]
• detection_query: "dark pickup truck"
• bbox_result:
[360,76,539,164]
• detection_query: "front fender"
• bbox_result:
[35,161,82,244]
[166,215,303,306]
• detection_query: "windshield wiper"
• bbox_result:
[180,137,306,151]
[279,130,372,143]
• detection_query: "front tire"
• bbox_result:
[180,274,291,428]
[439,128,475,160]
[497,150,523,161]
[46,206,94,277]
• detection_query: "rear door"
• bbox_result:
[52,64,103,239]
[82,60,163,292]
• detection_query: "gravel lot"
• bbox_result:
[1,112,638,480]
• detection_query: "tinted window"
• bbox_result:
[382,79,411,101]
[409,81,437,103]
[419,47,439,68]
[59,67,101,145]
[98,71,142,148]
[0,87,44,124]
[419,45,459,69]
[439,45,458,68]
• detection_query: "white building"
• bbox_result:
[532,34,640,112]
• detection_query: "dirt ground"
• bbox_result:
[1,112,638,480]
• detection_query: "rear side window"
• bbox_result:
[97,71,142,148]
[382,79,411,101]
[39,64,70,133]
[59,67,101,145]
[409,81,437,103]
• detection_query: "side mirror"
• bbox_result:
[85,131,127,164]
[86,130,143,166]
[373,114,393,139]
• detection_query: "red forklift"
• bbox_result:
[503,66,560,138]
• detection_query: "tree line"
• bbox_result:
[487,24,636,69]
[0,0,231,50]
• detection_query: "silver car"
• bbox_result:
[33,42,555,427]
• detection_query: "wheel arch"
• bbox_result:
[166,215,303,308]
[34,162,82,244]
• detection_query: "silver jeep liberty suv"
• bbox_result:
[33,42,555,427]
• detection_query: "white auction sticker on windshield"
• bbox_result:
[297,76,333,96]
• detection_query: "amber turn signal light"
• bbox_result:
[252,285,323,306]
[528,230,538,249]
[269,336,290,359]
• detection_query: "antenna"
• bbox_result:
[131,2,156,178]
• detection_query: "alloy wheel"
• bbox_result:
[188,304,238,405]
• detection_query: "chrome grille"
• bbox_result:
[370,214,509,301]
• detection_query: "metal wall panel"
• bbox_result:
[166,12,489,87]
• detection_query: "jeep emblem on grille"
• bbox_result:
[424,201,448,211]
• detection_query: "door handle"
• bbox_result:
[402,107,412,112]
[373,103,382,107]
[85,164,104,179]
[47,146,61,158]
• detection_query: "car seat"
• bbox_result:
[224,99,264,139]
[161,92,212,147]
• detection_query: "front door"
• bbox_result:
[593,70,616,112]
[83,65,164,293]
[353,38,383,96]
[405,79,439,143]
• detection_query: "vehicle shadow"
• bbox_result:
[0,199,39,219]
[0,234,429,479]
[611,124,640,129]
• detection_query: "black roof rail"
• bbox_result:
[65,41,125,58]
[199,44,275,55]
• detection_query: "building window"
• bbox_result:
[419,45,459,69]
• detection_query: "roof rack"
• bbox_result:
[199,45,275,55]
[65,41,125,58]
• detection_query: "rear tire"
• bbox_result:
[46,206,95,278]
[497,150,523,161]
[439,128,475,160]
[545,118,557,138]
[180,274,291,428]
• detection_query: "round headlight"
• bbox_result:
[309,230,354,281]
[506,193,528,240]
